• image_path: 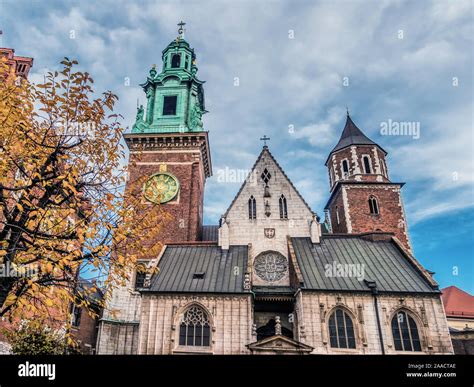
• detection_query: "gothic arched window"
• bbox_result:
[328,308,356,349]
[279,194,288,219]
[248,196,257,220]
[335,206,340,225]
[363,156,372,174]
[171,53,181,68]
[391,311,422,352]
[342,160,349,178]
[368,195,379,215]
[179,305,211,347]
[134,264,146,290]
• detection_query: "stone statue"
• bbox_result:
[189,103,203,130]
[136,105,144,122]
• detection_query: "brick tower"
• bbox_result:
[124,22,212,244]
[324,112,411,251]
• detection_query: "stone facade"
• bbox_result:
[138,295,252,354]
[219,148,318,287]
[134,290,453,355]
[297,292,452,354]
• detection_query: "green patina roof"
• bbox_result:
[131,34,206,135]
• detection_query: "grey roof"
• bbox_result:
[291,237,438,294]
[146,245,248,293]
[326,115,385,164]
[202,225,218,242]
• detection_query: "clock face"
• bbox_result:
[143,172,180,204]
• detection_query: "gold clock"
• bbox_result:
[143,172,180,204]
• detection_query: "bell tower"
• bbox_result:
[324,112,412,252]
[124,22,212,244]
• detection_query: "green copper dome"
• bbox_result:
[132,25,206,134]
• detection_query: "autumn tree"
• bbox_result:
[0,57,168,332]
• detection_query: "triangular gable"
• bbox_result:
[223,146,315,218]
[247,335,314,354]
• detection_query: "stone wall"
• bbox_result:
[138,294,253,354]
[222,149,315,286]
[296,291,453,354]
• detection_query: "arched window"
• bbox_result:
[328,308,356,349]
[134,264,146,290]
[171,54,181,68]
[391,311,422,352]
[342,160,349,178]
[248,196,257,219]
[363,156,372,174]
[335,206,340,225]
[179,305,211,347]
[279,194,288,219]
[368,195,379,215]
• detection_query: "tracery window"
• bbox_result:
[391,311,422,352]
[179,305,211,347]
[328,308,356,349]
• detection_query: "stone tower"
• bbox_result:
[324,113,412,252]
[124,22,212,244]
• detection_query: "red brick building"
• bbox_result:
[442,286,474,354]
[0,47,33,79]
[325,113,411,252]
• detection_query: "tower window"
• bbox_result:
[163,96,177,116]
[71,305,82,328]
[342,160,349,178]
[179,305,211,347]
[134,264,146,289]
[368,195,379,215]
[184,55,189,70]
[171,54,181,68]
[335,206,340,224]
[391,311,422,352]
[279,194,288,219]
[248,196,257,220]
[328,308,356,349]
[363,156,372,174]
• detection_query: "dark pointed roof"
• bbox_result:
[326,114,386,165]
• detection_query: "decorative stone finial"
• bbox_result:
[275,316,282,335]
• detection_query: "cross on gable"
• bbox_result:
[260,135,270,147]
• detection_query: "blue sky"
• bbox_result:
[1,0,472,292]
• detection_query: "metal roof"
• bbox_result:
[291,237,438,294]
[201,225,218,242]
[325,114,386,164]
[145,245,248,293]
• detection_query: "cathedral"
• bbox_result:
[96,25,453,355]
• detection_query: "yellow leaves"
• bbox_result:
[45,299,53,307]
